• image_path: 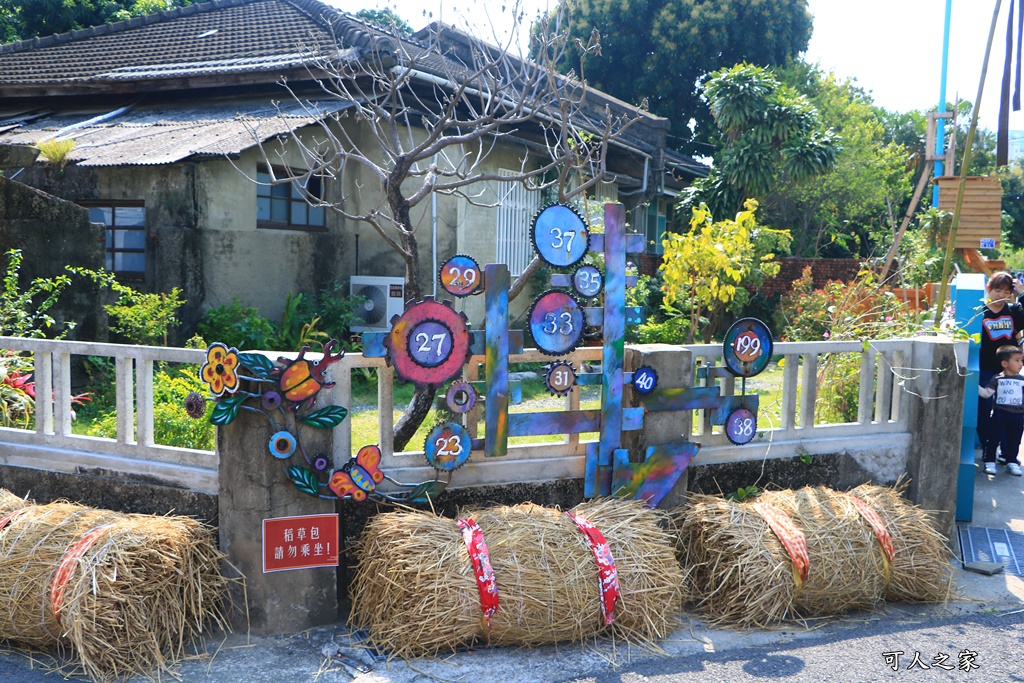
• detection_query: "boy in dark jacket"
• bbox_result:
[979,344,1024,475]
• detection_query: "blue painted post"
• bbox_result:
[484,263,510,457]
[598,203,627,496]
[955,273,985,522]
[932,0,953,207]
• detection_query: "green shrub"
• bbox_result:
[197,298,276,350]
[86,366,213,450]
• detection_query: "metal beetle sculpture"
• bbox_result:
[276,341,345,407]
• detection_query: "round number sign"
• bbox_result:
[723,317,773,377]
[424,422,472,471]
[384,298,471,388]
[632,365,658,394]
[446,380,477,414]
[531,203,589,268]
[572,264,603,298]
[439,255,482,298]
[528,290,584,355]
[725,407,758,445]
[545,360,577,396]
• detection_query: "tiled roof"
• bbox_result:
[0,99,354,165]
[0,0,382,87]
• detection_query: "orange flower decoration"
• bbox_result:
[200,343,240,396]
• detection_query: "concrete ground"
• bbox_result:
[2,462,1023,683]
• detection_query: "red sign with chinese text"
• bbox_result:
[262,513,339,573]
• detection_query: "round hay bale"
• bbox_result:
[0,502,122,647]
[0,501,228,682]
[0,488,31,516]
[849,483,954,603]
[671,494,797,627]
[757,487,887,617]
[58,514,229,683]
[350,498,682,657]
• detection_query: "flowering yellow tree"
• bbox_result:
[660,199,791,342]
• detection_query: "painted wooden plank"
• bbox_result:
[612,442,697,505]
[471,330,524,355]
[598,203,627,497]
[485,264,510,457]
[641,386,721,412]
[507,406,644,436]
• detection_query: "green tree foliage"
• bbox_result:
[548,0,812,146]
[355,8,412,34]
[766,63,914,257]
[70,268,183,346]
[682,63,840,225]
[0,0,190,42]
[660,200,791,342]
[0,249,73,338]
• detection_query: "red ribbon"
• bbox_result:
[50,524,112,624]
[565,510,620,625]
[0,507,29,534]
[849,496,896,562]
[456,517,499,627]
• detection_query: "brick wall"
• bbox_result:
[633,255,862,295]
[759,258,862,296]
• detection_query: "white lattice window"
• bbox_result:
[495,170,540,276]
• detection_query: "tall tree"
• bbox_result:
[680,63,840,225]
[254,8,644,449]
[0,0,190,41]
[548,0,812,148]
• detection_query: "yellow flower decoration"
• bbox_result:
[200,343,240,396]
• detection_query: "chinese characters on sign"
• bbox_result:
[262,513,339,573]
[882,650,980,672]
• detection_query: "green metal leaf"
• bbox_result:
[299,405,349,429]
[407,480,447,505]
[209,394,247,426]
[238,352,276,379]
[287,466,321,497]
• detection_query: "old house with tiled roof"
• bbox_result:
[0,0,704,339]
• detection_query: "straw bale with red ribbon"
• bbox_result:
[671,485,953,628]
[850,482,954,603]
[350,498,683,657]
[0,496,229,683]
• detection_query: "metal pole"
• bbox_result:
[933,0,954,207]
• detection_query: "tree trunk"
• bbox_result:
[393,385,438,451]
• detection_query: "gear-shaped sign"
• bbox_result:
[545,360,577,396]
[528,290,584,355]
[425,421,472,471]
[384,297,471,388]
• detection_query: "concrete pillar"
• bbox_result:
[904,338,967,540]
[624,343,694,508]
[218,395,338,633]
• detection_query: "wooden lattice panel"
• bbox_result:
[936,176,1002,249]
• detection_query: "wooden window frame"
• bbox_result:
[256,164,327,232]
[79,200,147,280]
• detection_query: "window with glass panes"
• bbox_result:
[643,200,667,255]
[86,204,146,277]
[256,166,325,229]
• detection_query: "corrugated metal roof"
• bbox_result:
[0,99,353,166]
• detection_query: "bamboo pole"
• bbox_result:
[935,0,1003,315]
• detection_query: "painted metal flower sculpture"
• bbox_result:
[199,343,240,396]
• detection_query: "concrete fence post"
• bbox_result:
[625,343,693,508]
[217,394,338,633]
[903,338,967,540]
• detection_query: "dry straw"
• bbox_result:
[0,489,31,516]
[849,483,954,603]
[0,494,229,682]
[672,485,954,628]
[351,498,683,657]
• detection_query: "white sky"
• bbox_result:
[329,0,1022,132]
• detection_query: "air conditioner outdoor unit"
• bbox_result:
[349,275,406,333]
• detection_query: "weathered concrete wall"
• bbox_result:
[217,388,338,633]
[0,176,105,339]
[7,162,203,342]
[0,465,217,520]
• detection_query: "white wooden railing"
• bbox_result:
[0,336,928,495]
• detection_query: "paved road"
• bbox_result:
[1,600,1021,683]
